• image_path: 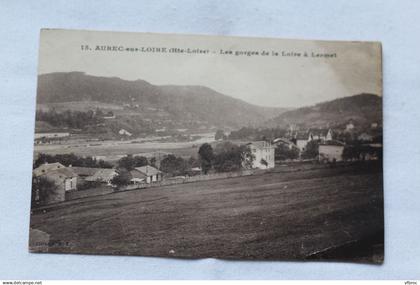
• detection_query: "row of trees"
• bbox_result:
[36,109,105,129]
[116,154,151,171]
[34,153,112,169]
[342,144,383,161]
[274,140,383,162]
[227,127,287,141]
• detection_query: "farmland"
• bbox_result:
[29,162,383,263]
[33,132,216,160]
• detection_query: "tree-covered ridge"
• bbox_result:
[37,72,287,129]
[266,93,382,129]
[36,109,105,130]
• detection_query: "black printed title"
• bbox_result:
[80,45,337,58]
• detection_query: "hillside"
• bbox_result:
[266,94,382,129]
[36,72,287,130]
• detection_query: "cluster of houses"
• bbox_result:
[271,121,382,163]
[32,141,276,206]
[32,121,382,206]
[32,162,163,205]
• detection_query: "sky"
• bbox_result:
[38,29,382,108]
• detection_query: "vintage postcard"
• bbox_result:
[29,29,383,263]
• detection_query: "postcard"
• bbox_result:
[29,29,383,263]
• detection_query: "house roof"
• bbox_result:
[134,165,161,176]
[309,129,330,137]
[70,167,101,176]
[295,131,310,140]
[33,162,66,177]
[247,141,273,149]
[273,138,294,145]
[319,140,345,146]
[86,168,118,182]
[43,167,77,179]
[130,169,147,179]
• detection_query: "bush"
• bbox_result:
[160,155,188,177]
[117,154,148,171]
[110,168,130,186]
[301,140,319,159]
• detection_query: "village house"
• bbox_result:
[33,162,78,204]
[130,165,162,184]
[295,131,311,151]
[272,138,296,150]
[358,133,374,142]
[70,166,101,187]
[247,141,275,169]
[293,129,333,151]
[345,120,355,131]
[118,128,132,137]
[86,168,118,186]
[318,140,345,162]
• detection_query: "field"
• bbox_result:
[29,162,383,263]
[33,133,216,160]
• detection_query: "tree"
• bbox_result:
[301,140,319,159]
[275,144,299,161]
[240,145,255,169]
[110,168,131,187]
[260,158,268,167]
[215,129,226,140]
[198,143,214,174]
[117,155,148,171]
[213,142,254,172]
[187,156,200,168]
[342,145,358,161]
[149,157,157,168]
[160,154,188,176]
[31,177,56,207]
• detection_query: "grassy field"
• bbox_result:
[29,162,383,263]
[33,133,216,160]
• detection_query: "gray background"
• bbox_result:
[0,0,419,280]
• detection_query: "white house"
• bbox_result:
[294,129,333,151]
[130,165,162,184]
[247,141,275,169]
[318,141,345,162]
[345,120,355,131]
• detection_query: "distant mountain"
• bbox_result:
[36,72,287,129]
[266,94,382,129]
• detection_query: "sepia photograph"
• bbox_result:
[29,29,383,263]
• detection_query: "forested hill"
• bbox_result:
[265,94,382,128]
[37,72,287,128]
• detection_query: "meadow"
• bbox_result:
[30,162,383,263]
